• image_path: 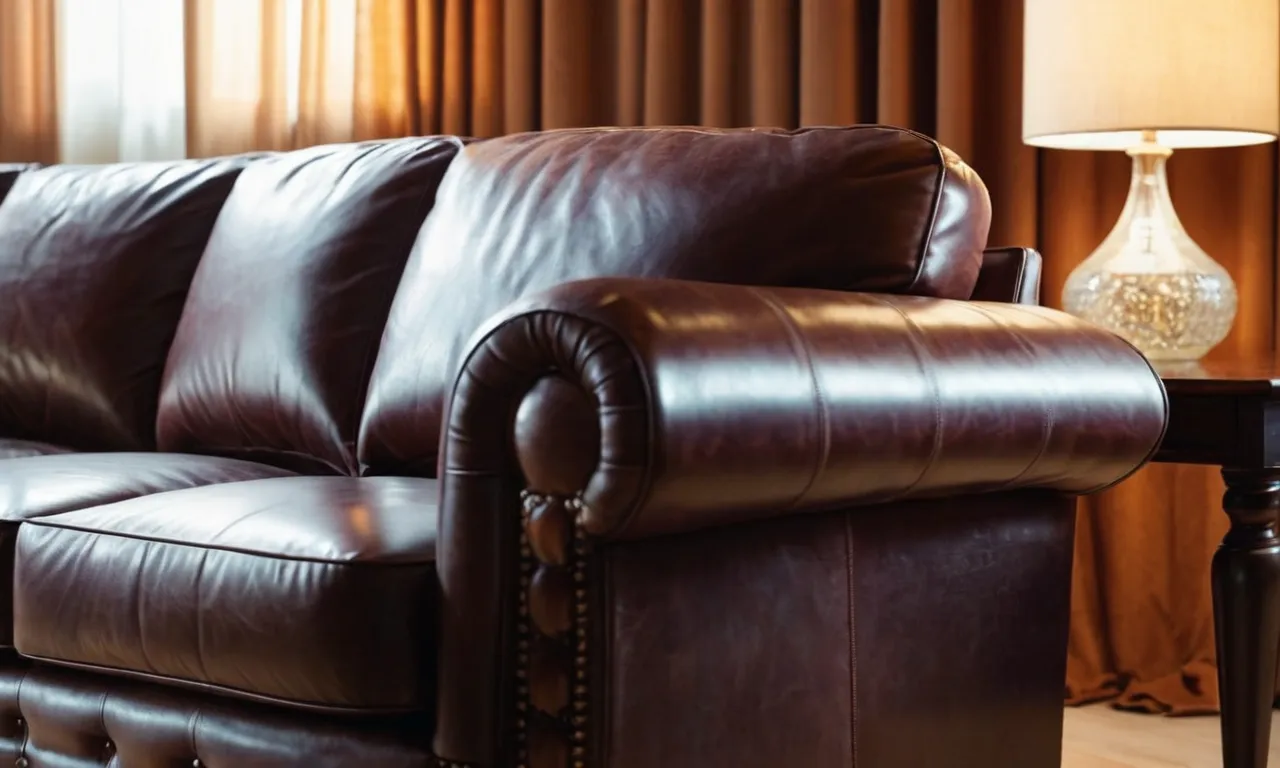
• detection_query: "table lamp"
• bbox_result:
[1023,0,1279,361]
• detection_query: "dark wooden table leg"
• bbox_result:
[1215,468,1280,768]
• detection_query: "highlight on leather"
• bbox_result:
[446,276,1169,543]
[359,124,994,476]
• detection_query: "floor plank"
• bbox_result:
[1062,705,1280,768]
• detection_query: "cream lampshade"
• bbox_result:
[1023,0,1280,361]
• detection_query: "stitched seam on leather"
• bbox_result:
[748,287,830,512]
[13,666,26,758]
[965,303,1054,490]
[193,548,212,684]
[133,540,157,675]
[861,295,943,498]
[20,523,436,567]
[1005,305,1170,494]
[185,707,202,764]
[96,686,109,757]
[845,513,859,768]
[904,138,949,296]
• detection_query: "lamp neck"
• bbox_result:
[1115,132,1185,249]
[1125,129,1173,169]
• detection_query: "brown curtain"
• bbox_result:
[354,0,1278,716]
[0,0,1272,715]
[0,0,57,163]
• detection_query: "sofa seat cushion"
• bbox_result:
[13,476,438,714]
[0,453,296,521]
[0,439,70,459]
[0,452,295,649]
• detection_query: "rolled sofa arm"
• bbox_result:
[432,276,1168,765]
[448,276,1166,542]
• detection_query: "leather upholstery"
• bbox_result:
[0,160,247,451]
[0,454,292,648]
[359,125,993,475]
[14,476,438,713]
[972,246,1043,304]
[0,660,431,767]
[603,491,1074,767]
[0,440,68,460]
[0,128,1173,767]
[454,278,1167,540]
[431,277,1168,763]
[157,138,464,475]
[0,453,294,521]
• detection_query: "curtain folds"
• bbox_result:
[0,0,1274,716]
[0,0,58,163]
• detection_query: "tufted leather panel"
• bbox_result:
[14,476,438,713]
[0,159,247,452]
[0,441,69,460]
[358,125,993,474]
[0,453,293,649]
[0,659,432,767]
[430,277,1167,763]
[971,246,1043,304]
[157,138,464,476]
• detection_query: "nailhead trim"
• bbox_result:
[518,490,592,768]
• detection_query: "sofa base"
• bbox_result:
[0,656,432,767]
[598,490,1077,768]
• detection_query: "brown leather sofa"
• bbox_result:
[0,126,1165,767]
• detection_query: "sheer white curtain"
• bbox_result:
[56,0,186,162]
[55,0,358,163]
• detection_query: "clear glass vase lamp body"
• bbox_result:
[1062,130,1237,362]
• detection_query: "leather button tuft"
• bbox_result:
[192,759,202,767]
[16,757,27,767]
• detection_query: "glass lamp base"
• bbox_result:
[1063,270,1236,362]
[1060,137,1237,362]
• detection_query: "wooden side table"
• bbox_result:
[1156,360,1280,768]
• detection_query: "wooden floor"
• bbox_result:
[1063,705,1280,767]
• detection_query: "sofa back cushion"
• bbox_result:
[0,160,246,451]
[359,125,992,475]
[156,138,464,475]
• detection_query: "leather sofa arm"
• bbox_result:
[433,276,1167,764]
[444,276,1168,543]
